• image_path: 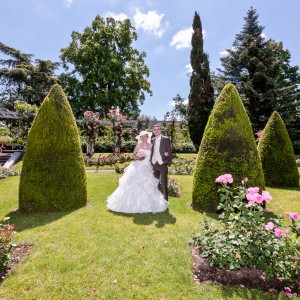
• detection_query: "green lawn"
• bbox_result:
[0,173,299,299]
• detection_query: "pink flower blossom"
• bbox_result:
[215,174,233,184]
[291,213,299,220]
[284,287,297,297]
[243,177,249,182]
[262,191,272,202]
[265,222,274,230]
[254,193,263,204]
[246,192,257,205]
[247,187,260,194]
[284,228,290,237]
[274,228,283,237]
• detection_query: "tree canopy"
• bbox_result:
[60,15,152,118]
[0,42,59,108]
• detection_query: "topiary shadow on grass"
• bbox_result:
[5,209,73,232]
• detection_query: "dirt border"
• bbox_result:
[0,244,32,283]
[192,246,300,295]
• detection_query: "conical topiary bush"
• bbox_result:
[192,83,265,212]
[19,84,87,212]
[258,111,299,187]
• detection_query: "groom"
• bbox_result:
[150,123,172,201]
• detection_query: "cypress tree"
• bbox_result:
[188,11,214,149]
[258,111,299,187]
[19,84,87,212]
[192,84,265,212]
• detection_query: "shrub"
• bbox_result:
[19,84,87,212]
[173,142,196,153]
[0,218,15,270]
[258,111,299,187]
[120,141,136,153]
[191,174,300,282]
[192,84,265,212]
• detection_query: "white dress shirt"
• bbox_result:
[152,135,163,165]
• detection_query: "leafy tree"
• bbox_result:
[13,101,38,143]
[19,84,87,212]
[188,12,214,149]
[258,111,299,187]
[0,42,59,108]
[219,7,300,150]
[192,84,265,212]
[164,94,188,123]
[60,15,152,118]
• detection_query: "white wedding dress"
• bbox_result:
[106,149,168,213]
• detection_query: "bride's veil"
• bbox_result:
[136,130,152,144]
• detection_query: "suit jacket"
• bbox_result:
[151,135,172,166]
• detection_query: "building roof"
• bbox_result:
[0,109,19,120]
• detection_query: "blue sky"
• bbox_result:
[1,0,300,120]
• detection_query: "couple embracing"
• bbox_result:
[107,124,172,214]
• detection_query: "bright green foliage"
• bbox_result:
[258,111,299,187]
[19,84,87,212]
[192,83,265,212]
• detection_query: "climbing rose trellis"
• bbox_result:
[83,110,100,154]
[107,108,127,154]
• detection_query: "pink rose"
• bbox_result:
[215,174,233,184]
[286,212,299,220]
[254,193,263,204]
[247,187,259,194]
[246,192,256,205]
[291,213,299,220]
[262,191,272,202]
[274,228,283,237]
[265,222,274,230]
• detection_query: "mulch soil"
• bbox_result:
[192,247,300,295]
[0,244,32,283]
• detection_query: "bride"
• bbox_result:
[106,131,168,213]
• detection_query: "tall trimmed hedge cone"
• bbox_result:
[19,84,87,212]
[192,83,265,212]
[258,111,299,187]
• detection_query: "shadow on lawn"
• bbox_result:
[5,209,71,232]
[110,208,177,228]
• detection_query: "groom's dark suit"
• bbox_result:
[150,135,172,201]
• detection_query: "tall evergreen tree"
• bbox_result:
[188,12,214,149]
[219,7,280,132]
[219,7,300,150]
[0,42,59,108]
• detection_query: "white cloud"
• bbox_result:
[170,27,192,49]
[219,47,237,56]
[133,9,168,38]
[219,50,228,56]
[63,0,73,8]
[185,64,192,73]
[170,27,207,50]
[104,11,128,21]
[261,32,266,39]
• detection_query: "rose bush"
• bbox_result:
[191,174,300,282]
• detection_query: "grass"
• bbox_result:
[0,173,299,300]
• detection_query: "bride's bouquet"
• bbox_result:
[134,149,146,161]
